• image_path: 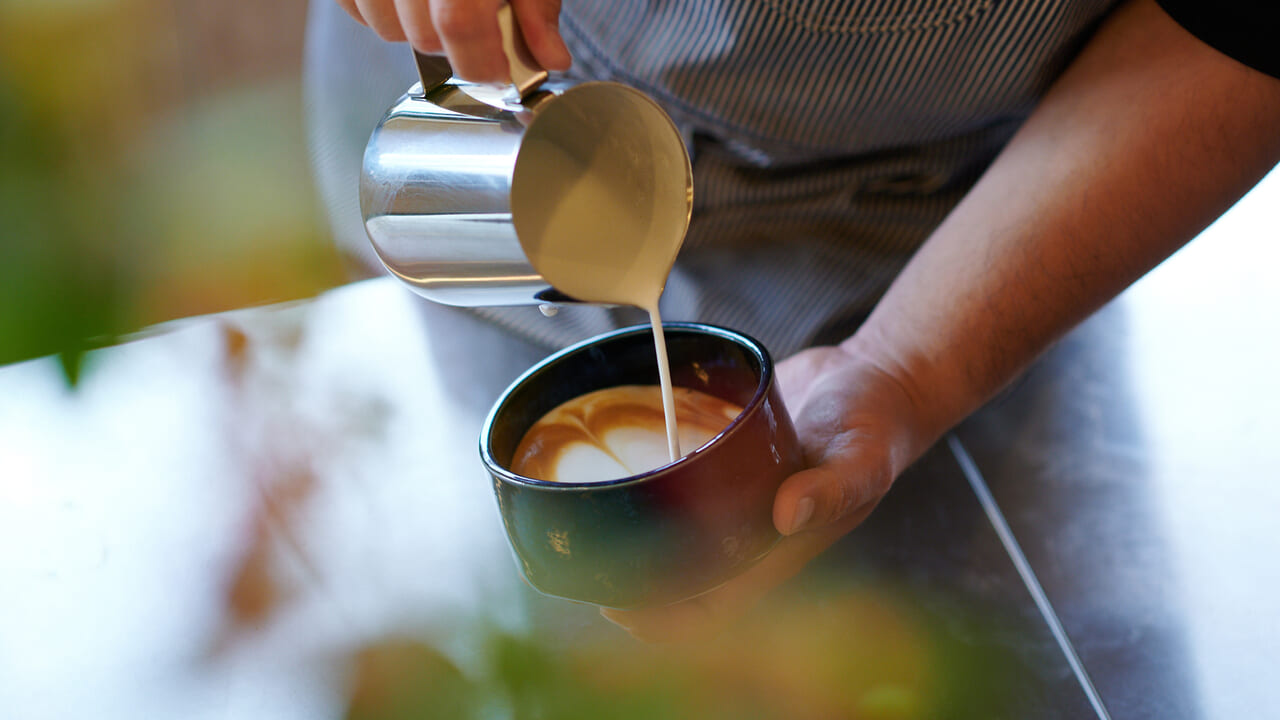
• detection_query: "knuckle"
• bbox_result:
[865,467,893,503]
[826,438,895,520]
[831,475,860,519]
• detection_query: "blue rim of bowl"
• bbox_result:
[479,322,774,491]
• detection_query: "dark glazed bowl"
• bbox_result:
[480,323,803,608]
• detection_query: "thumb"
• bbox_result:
[771,446,894,536]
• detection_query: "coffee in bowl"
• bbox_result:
[481,323,804,608]
[511,385,744,484]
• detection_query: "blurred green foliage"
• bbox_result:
[0,74,129,383]
[0,0,345,387]
[344,580,1032,720]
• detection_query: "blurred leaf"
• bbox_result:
[0,1,345,385]
[339,578,1034,720]
[345,639,479,720]
[0,74,127,383]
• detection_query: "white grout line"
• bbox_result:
[946,434,1113,720]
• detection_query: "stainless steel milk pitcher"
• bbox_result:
[359,6,693,307]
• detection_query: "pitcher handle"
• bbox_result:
[412,4,549,102]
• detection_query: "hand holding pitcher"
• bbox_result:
[335,0,571,82]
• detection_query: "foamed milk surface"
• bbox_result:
[510,385,744,484]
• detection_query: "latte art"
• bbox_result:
[510,385,745,484]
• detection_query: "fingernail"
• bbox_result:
[787,497,815,535]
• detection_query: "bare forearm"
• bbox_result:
[846,0,1280,461]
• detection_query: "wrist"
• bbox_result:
[835,328,978,468]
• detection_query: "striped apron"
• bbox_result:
[305,0,1120,357]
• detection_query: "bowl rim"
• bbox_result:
[479,322,774,491]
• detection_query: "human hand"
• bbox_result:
[602,343,935,642]
[333,0,571,82]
